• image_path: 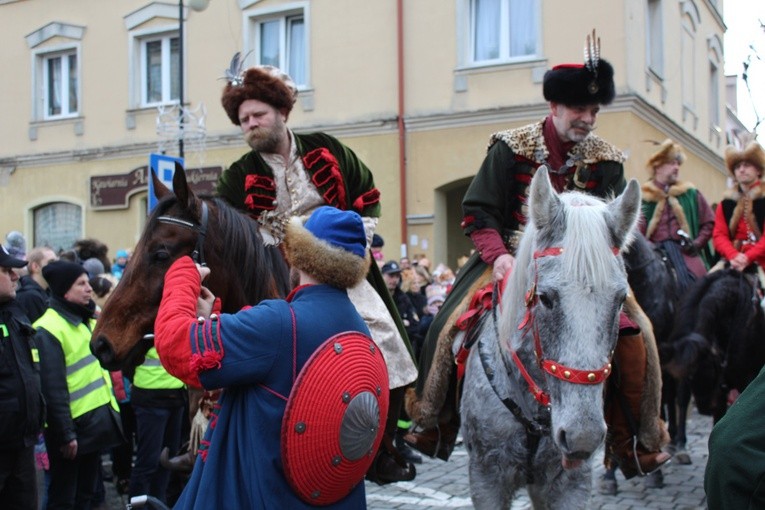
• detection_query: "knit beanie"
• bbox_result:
[43,260,88,298]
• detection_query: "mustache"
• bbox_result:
[571,121,594,132]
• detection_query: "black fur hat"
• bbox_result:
[543,59,615,106]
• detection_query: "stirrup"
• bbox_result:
[618,436,672,480]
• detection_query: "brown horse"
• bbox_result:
[90,165,290,371]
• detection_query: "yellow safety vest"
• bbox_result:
[34,309,118,419]
[133,347,185,390]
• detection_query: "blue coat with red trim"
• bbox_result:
[154,257,370,509]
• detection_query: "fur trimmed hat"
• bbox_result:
[283,206,369,289]
[647,139,686,172]
[543,59,615,106]
[221,66,298,125]
[43,260,87,298]
[724,141,765,176]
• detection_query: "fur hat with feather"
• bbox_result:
[283,207,369,289]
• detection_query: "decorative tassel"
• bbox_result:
[190,350,223,372]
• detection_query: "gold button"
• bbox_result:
[587,373,596,382]
[563,370,571,379]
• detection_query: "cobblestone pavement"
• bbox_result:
[366,406,712,510]
[88,406,712,509]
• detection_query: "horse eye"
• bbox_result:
[152,250,171,263]
[538,292,554,309]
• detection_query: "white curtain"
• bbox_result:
[287,16,306,86]
[473,0,500,61]
[508,0,537,57]
[259,20,280,68]
[47,56,62,116]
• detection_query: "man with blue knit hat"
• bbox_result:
[406,31,669,493]
[153,206,388,508]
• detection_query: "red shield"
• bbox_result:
[281,331,389,505]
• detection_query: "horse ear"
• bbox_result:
[530,166,562,231]
[151,169,172,200]
[607,178,641,249]
[172,162,200,214]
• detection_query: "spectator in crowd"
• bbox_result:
[35,260,123,509]
[0,245,44,510]
[16,246,57,322]
[111,250,129,281]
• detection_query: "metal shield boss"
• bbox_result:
[282,331,389,505]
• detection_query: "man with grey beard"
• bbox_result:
[407,36,670,495]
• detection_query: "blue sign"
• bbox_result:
[148,153,184,213]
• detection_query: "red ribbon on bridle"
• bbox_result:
[509,246,619,407]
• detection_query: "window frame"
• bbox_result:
[32,45,81,121]
[243,2,310,89]
[138,31,180,108]
[646,0,664,79]
[460,0,541,69]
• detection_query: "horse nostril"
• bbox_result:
[91,336,114,364]
[557,429,569,452]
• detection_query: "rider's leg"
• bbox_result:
[366,386,416,485]
[604,325,670,479]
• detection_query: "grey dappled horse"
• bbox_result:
[458,168,641,509]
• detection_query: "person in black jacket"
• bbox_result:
[15,246,57,323]
[35,261,123,510]
[0,245,44,510]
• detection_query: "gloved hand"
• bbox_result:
[681,241,699,256]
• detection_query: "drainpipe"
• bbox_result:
[396,0,408,253]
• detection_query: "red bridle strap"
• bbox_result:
[541,359,612,384]
[509,244,620,407]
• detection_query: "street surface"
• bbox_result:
[91,406,712,509]
[366,406,711,510]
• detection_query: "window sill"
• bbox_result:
[455,57,547,75]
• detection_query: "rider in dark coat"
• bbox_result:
[405,37,669,485]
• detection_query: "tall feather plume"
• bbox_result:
[221,51,249,87]
[584,29,600,73]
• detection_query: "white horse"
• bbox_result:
[459,167,641,509]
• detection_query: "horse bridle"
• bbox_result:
[138,202,209,347]
[156,201,210,267]
[508,246,618,407]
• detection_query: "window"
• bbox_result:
[646,0,664,77]
[26,22,85,121]
[141,34,180,106]
[43,50,78,118]
[33,202,82,253]
[709,61,720,127]
[468,0,539,65]
[245,4,309,87]
[681,19,696,110]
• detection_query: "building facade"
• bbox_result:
[0,0,735,268]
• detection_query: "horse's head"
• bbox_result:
[91,165,208,370]
[505,167,641,467]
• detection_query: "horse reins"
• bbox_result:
[157,201,210,267]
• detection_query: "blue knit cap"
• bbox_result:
[304,206,366,258]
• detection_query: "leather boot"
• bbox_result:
[604,332,671,479]
[402,420,459,461]
[366,387,417,485]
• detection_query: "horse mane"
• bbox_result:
[668,269,763,382]
[138,194,288,304]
